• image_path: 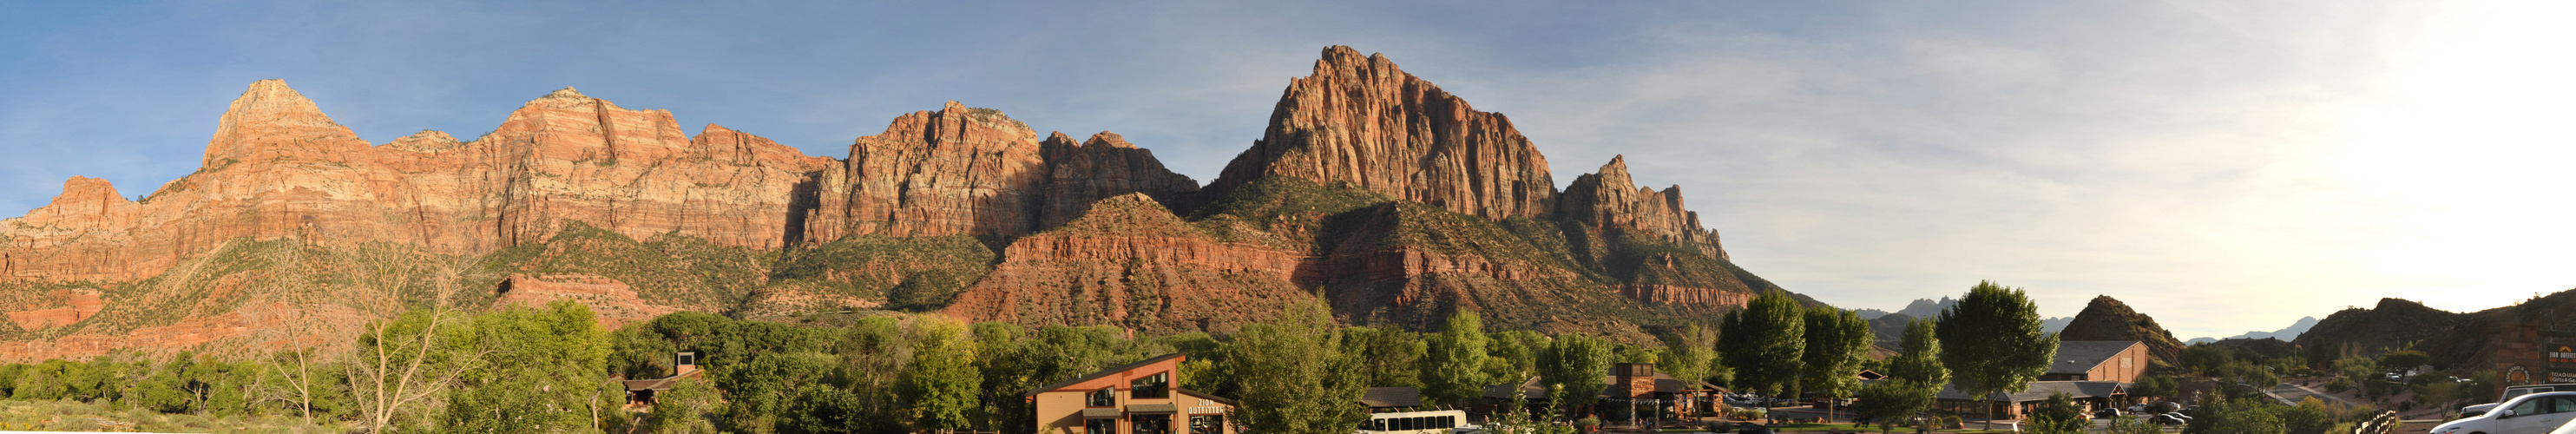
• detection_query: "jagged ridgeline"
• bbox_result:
[0,45,1808,359]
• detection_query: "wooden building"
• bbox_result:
[2040,341,2149,383]
[1027,353,1234,434]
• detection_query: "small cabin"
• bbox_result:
[623,352,704,407]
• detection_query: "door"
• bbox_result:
[2505,397,2576,434]
[2534,397,2576,433]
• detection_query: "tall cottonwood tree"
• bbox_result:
[1420,311,1492,407]
[1719,290,1806,401]
[1800,307,1872,420]
[1935,280,2058,430]
[1232,302,1366,434]
[1537,333,1613,417]
[348,307,486,432]
[909,318,983,431]
[1659,324,1718,387]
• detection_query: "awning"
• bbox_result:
[1082,409,1122,419]
[1127,404,1177,413]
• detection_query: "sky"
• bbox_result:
[2,1,2571,339]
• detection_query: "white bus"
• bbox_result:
[1358,410,1476,434]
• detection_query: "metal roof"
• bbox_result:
[1025,353,1187,396]
[2048,341,2142,375]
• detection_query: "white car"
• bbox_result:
[2435,391,2576,434]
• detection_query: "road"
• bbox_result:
[2268,383,2351,406]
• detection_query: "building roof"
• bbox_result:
[2048,341,2143,375]
[1362,387,1423,408]
[1179,388,1239,406]
[1934,381,2126,403]
[621,369,706,391]
[1026,353,1186,396]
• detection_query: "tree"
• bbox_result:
[1718,290,1806,402]
[347,307,487,432]
[653,377,722,434]
[1537,333,1613,418]
[2270,400,2335,434]
[838,316,914,415]
[1660,324,1718,387]
[1800,306,1873,420]
[2130,374,2178,399]
[2182,343,2232,377]
[1486,331,1548,381]
[1421,311,1493,407]
[1851,379,1934,433]
[909,318,984,431]
[2375,351,2429,372]
[2185,398,2286,434]
[2024,392,2089,434]
[1876,319,1948,431]
[1232,302,1366,434]
[1934,280,2058,430]
[443,301,614,433]
[1343,326,1424,388]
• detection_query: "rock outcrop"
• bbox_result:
[2056,295,2188,365]
[1039,131,1202,228]
[943,194,1309,333]
[1558,156,1725,260]
[1207,46,1556,220]
[495,273,680,328]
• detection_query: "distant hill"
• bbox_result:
[2057,295,2186,365]
[2185,316,2320,344]
[1856,297,2070,335]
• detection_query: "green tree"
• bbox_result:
[1660,324,1718,387]
[2130,374,2178,399]
[652,376,721,433]
[2185,398,2286,434]
[909,318,984,431]
[2375,351,2429,372]
[1421,311,1493,407]
[1933,280,2058,430]
[2024,392,2089,434]
[1537,333,1613,418]
[1851,379,1934,433]
[2270,400,2334,434]
[348,307,483,432]
[1800,307,1873,419]
[2182,343,2232,377]
[1232,302,1366,434]
[1486,331,1548,381]
[444,301,614,433]
[1876,319,1948,431]
[1343,326,1424,388]
[1718,290,1806,402]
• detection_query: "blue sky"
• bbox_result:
[3,1,2570,339]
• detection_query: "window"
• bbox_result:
[1133,414,1171,434]
[1191,415,1224,434]
[1088,418,1116,434]
[1089,388,1117,407]
[2553,397,2576,414]
[2512,398,2541,416]
[1133,372,1170,399]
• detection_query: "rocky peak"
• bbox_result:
[1037,131,1202,228]
[1206,45,1556,220]
[2056,295,2186,365]
[382,129,463,153]
[542,87,588,100]
[1558,155,1725,259]
[838,102,1050,239]
[202,79,365,167]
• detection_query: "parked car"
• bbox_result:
[2431,391,2576,434]
[2094,408,2121,418]
[2152,414,2187,425]
[2126,404,2147,413]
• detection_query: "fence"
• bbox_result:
[2349,411,2402,434]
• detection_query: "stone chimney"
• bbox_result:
[676,352,699,376]
[1613,363,1656,398]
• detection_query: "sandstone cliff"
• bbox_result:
[2056,295,2187,365]
[943,194,1308,334]
[1207,46,1556,220]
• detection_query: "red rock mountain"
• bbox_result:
[0,45,1788,358]
[1208,46,1556,220]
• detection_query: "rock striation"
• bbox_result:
[2056,295,2188,365]
[943,194,1308,333]
[1207,46,1556,220]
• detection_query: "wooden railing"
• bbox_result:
[2349,411,2402,434]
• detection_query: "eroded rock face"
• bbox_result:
[827,101,1050,240]
[943,194,1309,334]
[1559,156,1726,260]
[1040,131,1202,228]
[2057,295,2188,365]
[495,273,680,329]
[1207,45,1556,220]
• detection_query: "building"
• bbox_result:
[1930,381,2129,420]
[1480,364,1721,419]
[1027,353,1235,434]
[2040,341,2149,383]
[622,352,706,407]
[1362,387,1426,411]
